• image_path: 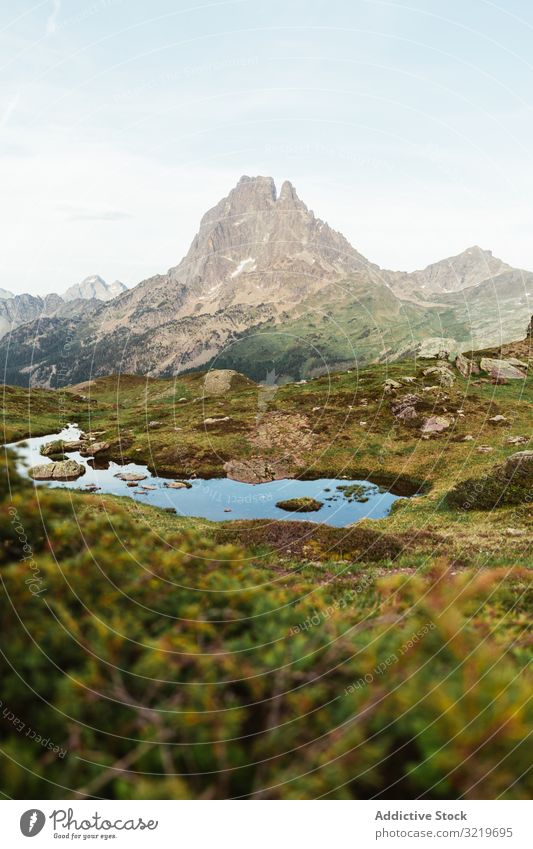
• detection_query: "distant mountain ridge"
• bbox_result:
[0,276,127,340]
[1,176,531,387]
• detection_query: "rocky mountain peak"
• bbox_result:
[182,175,371,305]
[391,245,512,296]
[63,275,127,302]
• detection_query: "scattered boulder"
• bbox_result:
[148,420,162,428]
[420,415,451,435]
[29,460,85,481]
[127,481,138,487]
[416,337,458,359]
[423,365,455,388]
[455,353,480,378]
[462,435,474,441]
[480,358,526,380]
[506,435,528,445]
[163,480,192,490]
[80,440,110,456]
[476,446,493,453]
[41,439,83,457]
[502,450,533,478]
[203,416,231,425]
[391,393,420,422]
[488,415,509,426]
[383,379,401,392]
[203,369,254,397]
[114,472,148,482]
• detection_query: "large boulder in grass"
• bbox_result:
[29,460,85,481]
[480,358,526,380]
[447,450,533,510]
[203,369,254,397]
[502,450,533,478]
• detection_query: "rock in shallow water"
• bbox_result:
[29,460,85,481]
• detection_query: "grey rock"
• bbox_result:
[29,460,85,481]
[423,365,455,387]
[502,450,533,478]
[420,415,451,434]
[455,353,480,377]
[114,472,148,482]
[203,415,231,425]
[480,358,526,380]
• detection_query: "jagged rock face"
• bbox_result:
[97,175,374,334]
[0,293,63,339]
[0,275,124,339]
[181,175,371,308]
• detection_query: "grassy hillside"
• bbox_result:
[0,337,531,799]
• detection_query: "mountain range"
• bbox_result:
[0,276,126,341]
[1,176,531,387]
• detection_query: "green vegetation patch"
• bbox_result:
[276,496,323,512]
[447,451,533,510]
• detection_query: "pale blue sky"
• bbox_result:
[2,0,533,294]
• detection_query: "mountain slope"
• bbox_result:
[390,246,512,296]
